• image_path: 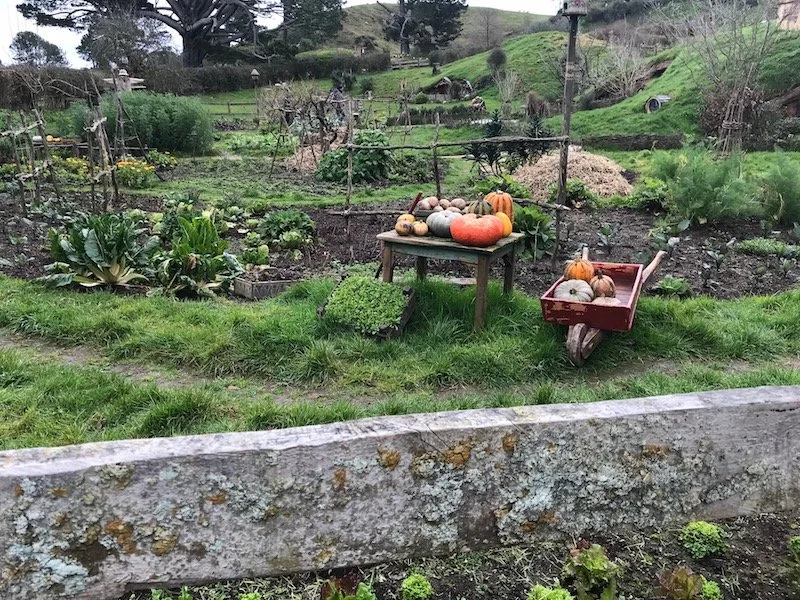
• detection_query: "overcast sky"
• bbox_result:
[1,0,559,68]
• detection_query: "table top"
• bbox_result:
[377,231,523,254]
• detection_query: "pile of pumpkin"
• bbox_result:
[554,257,621,306]
[394,191,514,248]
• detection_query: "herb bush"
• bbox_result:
[70,92,214,154]
[316,130,393,183]
[650,149,760,225]
[323,276,408,335]
[761,153,800,226]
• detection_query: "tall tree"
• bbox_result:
[17,0,279,67]
[10,31,68,67]
[380,0,468,55]
[280,0,343,46]
[78,14,172,70]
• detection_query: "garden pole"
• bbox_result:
[433,112,442,200]
[555,13,580,268]
[346,99,354,262]
[6,115,27,215]
[18,113,41,205]
[33,108,63,201]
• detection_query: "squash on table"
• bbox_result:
[423,196,439,207]
[395,221,413,236]
[450,214,504,247]
[553,279,594,303]
[450,198,467,210]
[495,212,512,237]
[590,270,616,298]
[417,198,432,211]
[465,200,494,216]
[426,211,460,238]
[397,214,416,224]
[484,190,514,222]
[412,221,429,236]
[563,256,595,283]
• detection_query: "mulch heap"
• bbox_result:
[515,150,633,201]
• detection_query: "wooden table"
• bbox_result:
[376,231,524,331]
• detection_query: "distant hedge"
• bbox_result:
[0,52,390,109]
[68,92,214,154]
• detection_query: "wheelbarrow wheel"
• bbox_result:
[567,323,588,367]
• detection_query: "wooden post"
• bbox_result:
[415,256,427,280]
[381,245,394,283]
[85,113,97,211]
[33,108,63,201]
[346,99,355,263]
[228,102,232,115]
[18,113,41,205]
[432,112,442,200]
[503,250,515,295]
[7,116,27,215]
[555,14,580,268]
[474,257,490,331]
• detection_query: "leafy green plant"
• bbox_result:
[790,536,800,562]
[737,237,800,258]
[628,177,670,211]
[241,232,270,266]
[528,584,575,600]
[473,173,531,198]
[146,150,177,171]
[548,179,597,209]
[400,573,433,600]
[761,153,800,226]
[514,206,556,261]
[391,154,443,184]
[41,213,159,288]
[317,130,393,183]
[152,216,243,298]
[258,209,315,245]
[238,593,263,600]
[651,149,759,225]
[323,276,408,335]
[279,229,313,251]
[467,110,504,175]
[561,544,619,600]
[679,521,727,559]
[652,276,692,298]
[701,579,723,600]
[115,158,156,189]
[659,566,704,600]
[326,582,377,600]
[596,222,620,257]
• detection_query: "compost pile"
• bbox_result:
[515,150,633,200]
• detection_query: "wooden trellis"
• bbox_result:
[1,110,63,215]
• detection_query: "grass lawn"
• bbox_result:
[3,273,800,450]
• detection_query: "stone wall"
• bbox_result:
[2,386,800,599]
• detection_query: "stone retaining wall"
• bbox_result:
[2,386,800,599]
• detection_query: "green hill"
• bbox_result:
[331,3,549,55]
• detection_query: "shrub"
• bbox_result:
[41,213,159,288]
[317,129,392,183]
[528,584,574,600]
[628,177,670,211]
[391,154,444,184]
[679,521,727,559]
[652,149,759,225]
[52,156,89,184]
[146,150,177,171]
[514,206,556,261]
[761,153,800,226]
[400,574,433,600]
[560,544,619,600]
[331,69,357,92]
[548,179,597,208]
[359,77,375,95]
[323,276,408,335]
[70,92,214,154]
[414,92,429,105]
[789,536,800,562]
[487,47,507,71]
[153,216,243,298]
[116,158,157,189]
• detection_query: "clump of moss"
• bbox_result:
[400,573,434,600]
[323,276,409,335]
[679,521,727,559]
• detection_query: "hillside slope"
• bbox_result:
[330,3,548,55]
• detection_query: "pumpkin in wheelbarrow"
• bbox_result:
[450,214,504,247]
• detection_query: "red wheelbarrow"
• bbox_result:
[540,247,667,366]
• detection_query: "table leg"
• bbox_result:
[382,245,394,283]
[503,249,515,295]
[474,257,489,331]
[416,256,427,280]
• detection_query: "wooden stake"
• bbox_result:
[7,115,27,215]
[33,108,63,201]
[432,112,442,200]
[346,99,355,262]
[18,113,41,205]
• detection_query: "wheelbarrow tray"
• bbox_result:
[540,261,643,332]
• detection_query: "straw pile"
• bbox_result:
[514,150,632,200]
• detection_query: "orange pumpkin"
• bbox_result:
[495,212,512,237]
[590,270,616,298]
[563,257,595,283]
[484,190,514,222]
[450,214,504,247]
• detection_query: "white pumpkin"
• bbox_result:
[553,279,594,303]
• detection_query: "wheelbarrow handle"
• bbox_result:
[641,250,668,284]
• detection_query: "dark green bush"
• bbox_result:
[70,92,214,154]
[257,209,315,245]
[414,92,429,105]
[317,129,392,183]
[547,179,597,208]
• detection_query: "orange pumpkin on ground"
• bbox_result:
[495,212,513,237]
[484,190,514,222]
[450,214,505,247]
[563,257,595,283]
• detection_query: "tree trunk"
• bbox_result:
[182,34,206,68]
[399,0,410,55]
